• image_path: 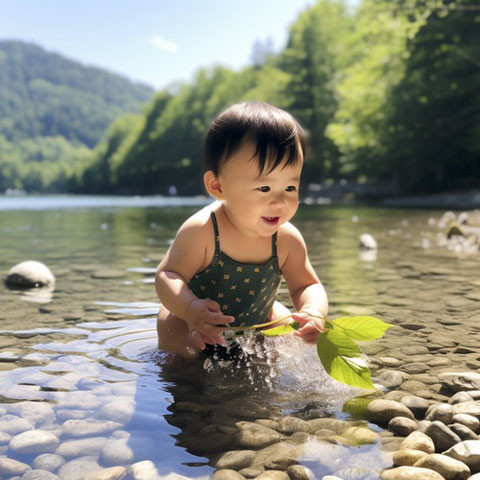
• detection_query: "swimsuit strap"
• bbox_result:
[272,232,278,258]
[211,210,278,258]
[210,211,221,253]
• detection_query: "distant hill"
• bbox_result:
[0,40,155,192]
[0,40,154,148]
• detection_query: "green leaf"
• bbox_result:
[317,328,375,390]
[261,323,297,336]
[332,316,392,341]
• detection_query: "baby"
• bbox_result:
[155,101,328,357]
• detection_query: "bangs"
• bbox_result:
[205,101,306,176]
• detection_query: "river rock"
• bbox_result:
[388,417,417,436]
[307,418,349,434]
[448,392,474,405]
[213,450,255,470]
[0,457,31,477]
[62,419,121,438]
[359,233,377,250]
[0,415,34,435]
[400,396,431,419]
[380,466,445,479]
[236,422,283,449]
[400,431,435,453]
[120,460,160,479]
[414,453,470,480]
[393,449,429,466]
[0,431,12,445]
[213,470,246,480]
[367,399,415,424]
[453,401,480,418]
[286,464,315,480]
[55,437,107,458]
[6,261,55,288]
[58,456,101,480]
[338,425,379,445]
[444,440,480,472]
[277,416,312,434]
[439,372,480,392]
[426,404,454,424]
[425,421,461,451]
[101,438,134,465]
[452,414,479,432]
[9,402,55,427]
[32,454,66,472]
[449,422,478,441]
[83,467,126,480]
[98,400,135,423]
[376,371,405,389]
[254,471,289,480]
[21,470,59,480]
[9,430,60,454]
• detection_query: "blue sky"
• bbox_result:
[1,0,357,90]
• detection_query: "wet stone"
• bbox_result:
[57,456,100,480]
[55,437,107,458]
[21,470,59,480]
[32,454,66,472]
[453,402,480,418]
[213,450,255,470]
[213,470,246,480]
[82,466,127,480]
[380,466,445,479]
[367,399,415,424]
[100,437,134,466]
[238,467,263,478]
[286,464,315,480]
[440,372,480,392]
[255,471,289,480]
[9,430,60,454]
[375,370,405,388]
[0,415,34,435]
[425,421,462,452]
[277,416,312,434]
[449,423,478,441]
[0,457,31,477]
[388,417,417,437]
[400,395,431,419]
[402,363,430,374]
[401,431,435,454]
[426,404,454,424]
[401,380,427,393]
[452,414,479,432]
[61,419,121,438]
[122,460,160,479]
[393,449,429,466]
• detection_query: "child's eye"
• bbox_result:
[286,186,297,192]
[258,186,271,193]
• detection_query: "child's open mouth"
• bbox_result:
[262,216,279,226]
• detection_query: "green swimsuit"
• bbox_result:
[187,211,283,328]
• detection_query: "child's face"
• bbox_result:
[215,140,303,237]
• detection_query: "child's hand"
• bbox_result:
[291,309,327,344]
[185,298,235,350]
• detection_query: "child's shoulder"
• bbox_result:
[175,202,217,241]
[277,222,307,265]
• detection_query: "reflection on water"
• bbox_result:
[0,199,478,478]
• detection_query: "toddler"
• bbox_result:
[155,101,328,357]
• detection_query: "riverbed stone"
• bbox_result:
[449,422,478,441]
[6,260,55,288]
[388,417,417,436]
[426,404,454,424]
[0,457,31,477]
[439,372,480,392]
[254,471,289,480]
[400,431,435,453]
[337,425,379,445]
[55,437,107,458]
[120,460,160,479]
[212,470,246,480]
[21,470,59,480]
[83,466,127,480]
[98,400,135,423]
[414,453,471,479]
[61,419,121,438]
[213,450,255,470]
[444,440,480,472]
[286,464,315,480]
[236,422,284,449]
[452,414,479,432]
[392,449,429,466]
[32,454,65,472]
[425,420,461,452]
[380,466,445,479]
[239,467,263,478]
[9,430,60,454]
[9,402,55,427]
[400,395,431,419]
[367,399,415,424]
[101,438,134,465]
[448,392,474,405]
[307,418,349,434]
[58,456,101,480]
[0,431,12,445]
[376,370,405,389]
[0,415,34,435]
[277,416,312,434]
[453,401,480,418]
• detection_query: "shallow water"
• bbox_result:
[0,196,478,479]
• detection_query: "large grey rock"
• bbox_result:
[439,372,480,392]
[61,419,121,438]
[6,260,55,288]
[55,437,107,458]
[0,415,34,435]
[21,470,59,480]
[213,450,255,470]
[58,456,100,480]
[98,400,135,423]
[388,417,417,437]
[32,454,66,472]
[414,453,470,480]
[426,404,454,424]
[9,430,60,454]
[392,449,429,466]
[101,438,134,466]
[449,422,478,441]
[400,395,431,419]
[9,402,56,427]
[400,431,435,454]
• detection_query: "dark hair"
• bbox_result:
[204,101,306,176]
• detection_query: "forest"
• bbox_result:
[1,0,479,196]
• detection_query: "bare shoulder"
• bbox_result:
[176,202,216,239]
[276,222,307,268]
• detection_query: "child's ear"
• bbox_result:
[204,171,223,199]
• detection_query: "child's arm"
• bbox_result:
[280,224,328,343]
[155,218,234,349]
